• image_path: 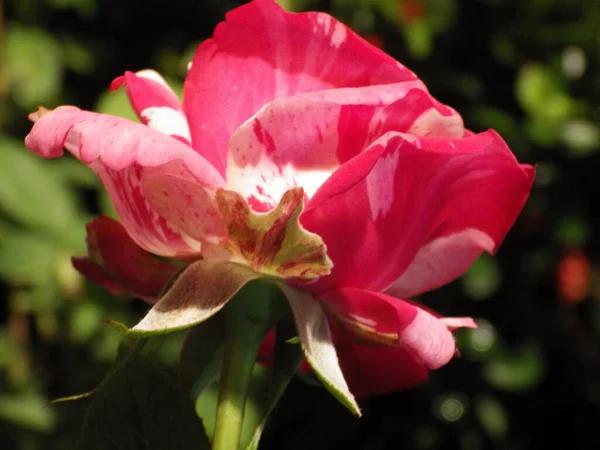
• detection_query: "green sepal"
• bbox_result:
[277,283,360,417]
[216,187,332,278]
[128,260,260,336]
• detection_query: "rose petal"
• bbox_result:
[227,83,463,211]
[320,288,470,371]
[183,0,416,176]
[301,130,535,293]
[72,216,179,302]
[111,70,192,144]
[334,342,429,398]
[25,106,225,256]
[386,229,495,298]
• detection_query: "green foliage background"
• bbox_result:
[1,0,599,448]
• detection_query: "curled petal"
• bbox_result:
[301,130,535,293]
[111,70,192,144]
[25,106,225,256]
[227,83,463,211]
[184,0,416,175]
[72,216,179,302]
[320,288,474,371]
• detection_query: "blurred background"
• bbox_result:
[1,0,599,448]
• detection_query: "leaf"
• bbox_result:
[560,119,600,157]
[0,136,85,243]
[277,283,360,416]
[246,320,304,450]
[0,228,56,285]
[216,187,332,279]
[0,393,57,432]
[129,260,260,335]
[5,25,62,109]
[460,254,502,301]
[178,315,226,398]
[483,343,545,392]
[94,87,138,121]
[77,344,209,450]
[515,64,578,122]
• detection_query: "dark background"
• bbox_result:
[1,0,599,449]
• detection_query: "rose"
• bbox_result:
[24,0,534,401]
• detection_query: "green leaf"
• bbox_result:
[475,396,509,440]
[94,87,138,121]
[560,119,600,157]
[0,393,57,432]
[515,64,578,122]
[483,344,545,391]
[402,20,433,59]
[52,156,99,188]
[0,228,56,285]
[461,254,502,300]
[129,260,260,335]
[77,343,209,450]
[0,136,85,242]
[5,25,62,109]
[277,283,360,416]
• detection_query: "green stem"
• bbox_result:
[210,280,285,450]
[211,316,265,450]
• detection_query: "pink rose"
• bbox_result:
[25,0,534,398]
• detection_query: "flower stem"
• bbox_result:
[211,320,263,450]
[211,280,283,450]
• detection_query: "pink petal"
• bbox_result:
[111,70,191,144]
[320,287,474,397]
[386,229,495,298]
[301,130,535,293]
[25,106,225,257]
[72,216,179,302]
[227,83,463,211]
[183,0,417,176]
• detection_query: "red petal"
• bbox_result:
[183,0,416,176]
[301,130,534,293]
[335,342,429,398]
[72,216,179,302]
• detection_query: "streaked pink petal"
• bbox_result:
[72,216,179,302]
[325,288,477,397]
[25,106,225,257]
[183,0,416,176]
[227,83,463,211]
[111,70,191,144]
[321,288,463,371]
[301,130,535,293]
[386,229,495,298]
